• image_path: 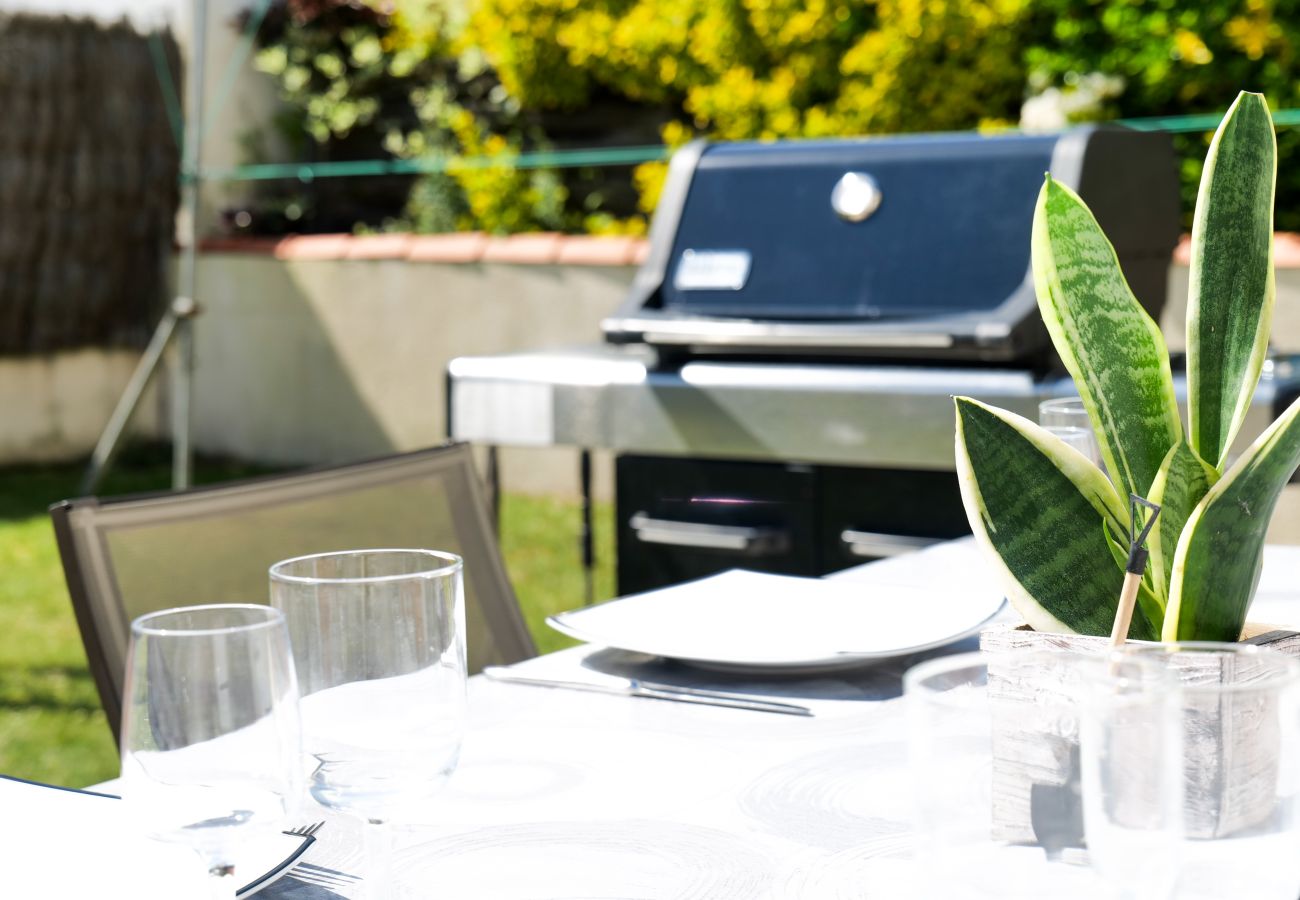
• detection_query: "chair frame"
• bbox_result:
[50,442,535,737]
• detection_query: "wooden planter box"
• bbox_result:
[979,622,1300,843]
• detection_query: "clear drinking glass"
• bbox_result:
[1099,642,1300,900]
[269,549,468,900]
[119,604,302,899]
[905,650,1179,900]
[1039,397,1103,466]
[1077,656,1184,899]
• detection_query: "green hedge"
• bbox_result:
[242,0,1300,234]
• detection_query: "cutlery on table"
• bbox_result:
[281,823,364,891]
[483,666,813,716]
[287,862,363,891]
[284,821,325,839]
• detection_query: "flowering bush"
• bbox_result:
[242,0,1300,234]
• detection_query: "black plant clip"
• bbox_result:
[1110,494,1162,647]
[1126,494,1162,576]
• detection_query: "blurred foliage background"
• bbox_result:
[231,0,1300,236]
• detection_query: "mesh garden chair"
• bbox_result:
[50,442,536,740]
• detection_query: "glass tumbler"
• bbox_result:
[905,650,1179,900]
[1101,642,1300,900]
[1039,397,1103,467]
[270,549,468,900]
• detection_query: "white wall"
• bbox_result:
[188,254,634,497]
[0,350,161,464]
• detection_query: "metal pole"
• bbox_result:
[81,301,183,494]
[172,0,207,490]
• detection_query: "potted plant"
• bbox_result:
[959,90,1299,648]
[959,91,1300,843]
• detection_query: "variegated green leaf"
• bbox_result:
[1164,395,1300,641]
[1188,91,1277,470]
[955,397,1155,639]
[1147,441,1218,604]
[1032,176,1182,506]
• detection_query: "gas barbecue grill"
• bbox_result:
[447,128,1296,595]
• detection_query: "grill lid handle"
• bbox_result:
[629,513,790,555]
[839,529,940,558]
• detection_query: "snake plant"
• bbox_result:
[956,91,1300,642]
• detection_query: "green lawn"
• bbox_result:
[0,449,614,788]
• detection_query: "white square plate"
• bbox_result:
[547,567,1006,673]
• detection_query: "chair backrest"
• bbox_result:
[50,443,535,739]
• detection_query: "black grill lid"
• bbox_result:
[604,127,1180,365]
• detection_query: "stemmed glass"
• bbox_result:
[119,604,302,899]
[270,549,468,899]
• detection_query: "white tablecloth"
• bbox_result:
[109,539,1300,898]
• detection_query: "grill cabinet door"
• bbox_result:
[817,465,971,573]
[615,455,818,595]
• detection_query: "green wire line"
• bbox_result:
[146,31,184,151]
[188,108,1300,184]
[197,144,671,183]
[1116,108,1300,132]
[201,0,273,138]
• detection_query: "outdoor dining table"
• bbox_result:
[96,539,1300,898]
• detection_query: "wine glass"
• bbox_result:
[119,604,302,899]
[269,549,468,899]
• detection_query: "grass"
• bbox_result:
[0,447,614,788]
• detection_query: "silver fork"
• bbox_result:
[281,822,364,890]
[284,821,325,838]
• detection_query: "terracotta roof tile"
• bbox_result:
[273,234,351,260]
[197,231,1300,269]
[344,233,413,260]
[198,236,280,255]
[407,232,489,263]
[556,235,641,266]
[480,233,564,265]
[1276,233,1300,269]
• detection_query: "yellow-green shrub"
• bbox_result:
[465,0,1030,206]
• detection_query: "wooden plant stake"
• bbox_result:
[1110,494,1162,647]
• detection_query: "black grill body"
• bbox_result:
[604,128,1180,368]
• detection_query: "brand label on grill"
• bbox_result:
[673,249,751,291]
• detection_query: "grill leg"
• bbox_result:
[580,448,594,606]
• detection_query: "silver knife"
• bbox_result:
[482,666,813,717]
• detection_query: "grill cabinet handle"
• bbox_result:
[839,529,940,558]
[629,513,790,555]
